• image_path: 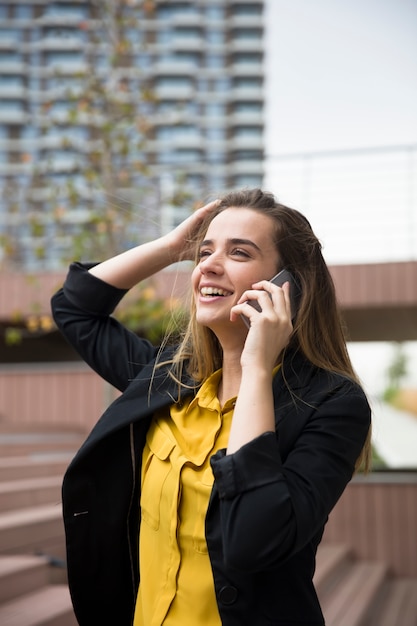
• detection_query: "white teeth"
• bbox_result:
[201,287,230,297]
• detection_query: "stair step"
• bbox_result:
[0,477,62,512]
[0,504,64,555]
[368,578,417,626]
[314,543,352,596]
[320,561,388,626]
[0,431,82,458]
[0,555,50,604]
[0,455,72,482]
[0,585,77,626]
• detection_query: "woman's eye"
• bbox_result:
[232,248,250,257]
[198,249,211,258]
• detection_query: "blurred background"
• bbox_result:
[1,0,416,463]
[0,2,416,623]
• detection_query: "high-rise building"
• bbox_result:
[0,0,265,269]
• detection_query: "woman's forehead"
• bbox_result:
[206,206,275,235]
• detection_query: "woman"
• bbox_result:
[51,188,371,626]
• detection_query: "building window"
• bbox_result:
[43,26,86,42]
[48,100,73,116]
[233,101,262,113]
[207,175,226,191]
[0,51,22,64]
[0,75,24,88]
[175,149,203,164]
[232,28,262,40]
[233,126,262,137]
[45,51,84,67]
[232,53,262,65]
[43,3,88,18]
[233,77,262,89]
[156,125,199,140]
[21,126,38,140]
[174,27,201,41]
[232,150,262,160]
[159,52,200,67]
[0,100,24,112]
[14,4,34,19]
[157,3,199,19]
[155,76,193,89]
[156,101,198,116]
[233,175,263,187]
[231,4,263,16]
[0,28,23,43]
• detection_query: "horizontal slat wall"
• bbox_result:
[329,261,417,307]
[2,262,417,320]
[0,364,119,431]
[323,475,417,577]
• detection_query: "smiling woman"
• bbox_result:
[51,187,372,626]
[191,207,280,340]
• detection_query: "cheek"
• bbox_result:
[191,266,201,292]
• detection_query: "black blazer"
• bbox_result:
[52,263,371,626]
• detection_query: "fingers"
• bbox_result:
[191,199,221,231]
[195,198,221,215]
[170,199,220,261]
[231,281,292,326]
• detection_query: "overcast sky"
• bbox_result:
[263,0,417,266]
[264,0,417,156]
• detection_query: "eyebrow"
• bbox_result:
[200,238,262,252]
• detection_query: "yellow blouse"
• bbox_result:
[133,369,234,626]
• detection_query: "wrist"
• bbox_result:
[162,232,184,263]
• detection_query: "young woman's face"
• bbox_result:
[191,207,280,333]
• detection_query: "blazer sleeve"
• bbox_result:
[210,375,371,572]
[51,262,158,392]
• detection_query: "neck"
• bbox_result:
[212,323,247,405]
[218,350,242,406]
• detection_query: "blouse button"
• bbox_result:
[218,585,238,605]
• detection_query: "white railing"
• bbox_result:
[264,144,417,265]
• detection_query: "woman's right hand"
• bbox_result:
[166,199,220,262]
[89,199,220,289]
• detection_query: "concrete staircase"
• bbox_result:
[315,544,417,626]
[0,424,83,626]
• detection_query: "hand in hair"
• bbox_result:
[165,198,221,262]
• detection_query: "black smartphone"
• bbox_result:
[241,268,300,328]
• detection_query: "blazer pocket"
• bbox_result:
[140,423,175,531]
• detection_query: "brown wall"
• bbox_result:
[323,473,417,577]
[0,364,119,431]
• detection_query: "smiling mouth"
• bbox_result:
[200,287,232,297]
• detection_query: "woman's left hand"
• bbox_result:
[230,280,293,371]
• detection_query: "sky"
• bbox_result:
[264,0,417,155]
[263,0,417,267]
[263,0,417,402]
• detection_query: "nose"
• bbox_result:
[199,252,224,276]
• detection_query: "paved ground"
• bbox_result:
[371,398,417,468]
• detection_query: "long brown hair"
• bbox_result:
[165,188,371,470]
